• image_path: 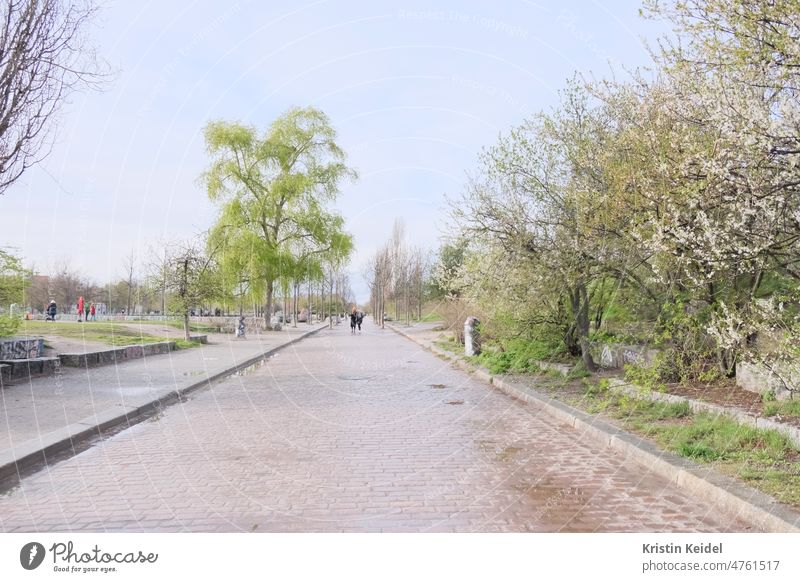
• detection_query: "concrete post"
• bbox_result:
[464,317,481,356]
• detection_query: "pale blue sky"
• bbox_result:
[1,0,666,301]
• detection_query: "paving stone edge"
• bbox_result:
[0,325,328,483]
[387,323,800,533]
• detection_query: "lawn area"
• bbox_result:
[132,319,222,333]
[19,321,199,349]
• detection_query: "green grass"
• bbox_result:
[132,319,221,333]
[469,338,569,375]
[175,339,202,349]
[420,311,442,323]
[763,399,800,418]
[577,385,800,507]
[433,335,462,354]
[19,321,197,349]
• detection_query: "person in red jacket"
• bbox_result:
[77,296,85,322]
[90,303,96,321]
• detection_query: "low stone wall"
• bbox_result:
[737,361,799,401]
[0,357,60,384]
[0,337,44,360]
[533,361,572,376]
[59,341,177,368]
[590,342,659,369]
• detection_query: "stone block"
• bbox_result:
[535,361,572,376]
[464,317,480,356]
[0,336,44,359]
[590,342,659,369]
[0,357,60,380]
[126,345,144,359]
[736,361,799,400]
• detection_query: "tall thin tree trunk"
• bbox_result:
[381,288,385,329]
[293,281,298,328]
[405,281,410,326]
[183,311,191,341]
[576,281,597,372]
[265,281,274,329]
[283,289,288,329]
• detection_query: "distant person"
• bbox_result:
[77,296,85,322]
[90,303,96,321]
[356,311,364,333]
[350,307,357,335]
[84,301,91,322]
[236,316,246,339]
[46,300,57,321]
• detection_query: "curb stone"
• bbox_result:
[387,323,800,533]
[0,325,328,483]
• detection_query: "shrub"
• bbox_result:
[0,314,21,338]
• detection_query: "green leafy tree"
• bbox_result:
[0,249,29,336]
[158,240,221,340]
[202,107,355,328]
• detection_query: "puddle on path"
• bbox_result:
[233,358,269,377]
[498,446,523,461]
[337,374,375,382]
[428,384,446,389]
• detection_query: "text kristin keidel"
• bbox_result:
[643,542,723,554]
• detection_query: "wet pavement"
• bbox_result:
[0,319,753,532]
[0,325,323,451]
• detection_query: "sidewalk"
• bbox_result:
[0,323,329,480]
[387,321,800,532]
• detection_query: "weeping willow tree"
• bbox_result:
[202,107,356,328]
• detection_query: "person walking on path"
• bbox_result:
[90,303,96,321]
[84,301,91,322]
[356,310,363,333]
[349,307,357,335]
[77,296,85,322]
[46,300,57,322]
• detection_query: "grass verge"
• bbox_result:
[20,321,199,349]
[574,380,800,508]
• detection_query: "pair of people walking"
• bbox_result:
[76,297,96,321]
[350,307,363,335]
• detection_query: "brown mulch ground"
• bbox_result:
[633,377,800,430]
[665,379,764,414]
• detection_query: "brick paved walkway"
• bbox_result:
[0,325,322,451]
[0,319,754,532]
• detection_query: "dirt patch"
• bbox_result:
[666,379,764,414]
[40,335,112,356]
